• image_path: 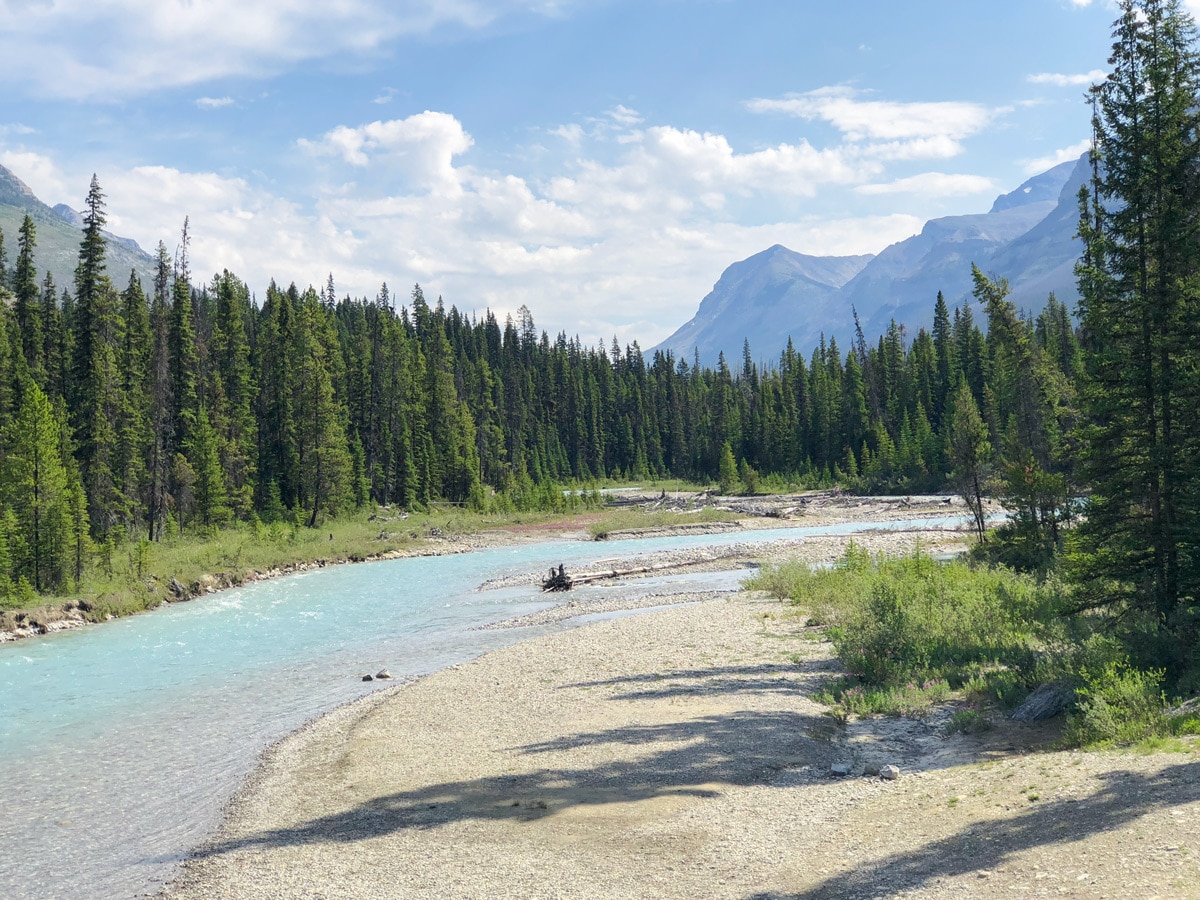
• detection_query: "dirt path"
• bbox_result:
[164,589,1200,900]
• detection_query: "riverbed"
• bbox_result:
[0,511,976,899]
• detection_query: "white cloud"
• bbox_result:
[300,112,474,196]
[195,96,235,109]
[0,123,36,136]
[1024,139,1092,174]
[6,97,1000,345]
[100,164,375,299]
[608,105,643,127]
[0,149,70,204]
[748,87,995,150]
[1028,70,1107,87]
[856,173,998,197]
[0,1,574,99]
[46,103,920,344]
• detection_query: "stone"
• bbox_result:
[880,765,901,780]
[376,669,391,680]
[830,762,852,777]
[362,674,374,682]
[1012,683,1072,722]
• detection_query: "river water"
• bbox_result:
[0,516,974,899]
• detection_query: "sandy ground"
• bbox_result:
[163,517,1200,900]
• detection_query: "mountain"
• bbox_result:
[655,245,874,366]
[0,165,158,297]
[653,155,1088,366]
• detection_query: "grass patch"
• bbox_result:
[752,544,1193,745]
[749,544,1064,689]
[1063,662,1170,748]
[944,706,993,735]
[817,677,952,717]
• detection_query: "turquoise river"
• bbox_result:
[0,516,975,899]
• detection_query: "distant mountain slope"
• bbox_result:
[658,245,874,366]
[653,156,1087,366]
[0,165,158,296]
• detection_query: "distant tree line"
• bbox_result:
[0,172,1082,600]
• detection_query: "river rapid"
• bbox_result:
[0,516,975,899]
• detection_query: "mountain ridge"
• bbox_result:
[653,155,1088,366]
[0,164,157,295]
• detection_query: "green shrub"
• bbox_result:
[817,677,951,717]
[944,706,992,735]
[1063,662,1168,747]
[752,547,1062,691]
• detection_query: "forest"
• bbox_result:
[0,0,1197,695]
[0,183,1079,597]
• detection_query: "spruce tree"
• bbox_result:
[1075,0,1200,669]
[69,176,123,535]
[13,215,43,382]
[949,380,991,542]
[146,242,173,540]
[2,379,72,591]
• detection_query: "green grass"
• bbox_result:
[943,706,993,735]
[749,543,1069,718]
[817,677,952,717]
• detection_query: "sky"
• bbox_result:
[0,0,1160,347]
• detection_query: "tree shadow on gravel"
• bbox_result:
[188,706,833,860]
[745,760,1200,899]
[558,658,841,702]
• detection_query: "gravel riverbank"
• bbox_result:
[160,506,1200,900]
[163,589,1200,900]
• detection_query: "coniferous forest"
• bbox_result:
[0,0,1197,690]
[0,177,1081,599]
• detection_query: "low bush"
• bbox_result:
[943,705,992,735]
[817,677,951,717]
[1063,662,1168,747]
[750,546,1064,695]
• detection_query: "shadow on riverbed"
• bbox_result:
[187,704,834,860]
[745,760,1200,899]
[557,659,842,703]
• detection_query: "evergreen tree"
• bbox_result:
[69,176,123,534]
[210,270,256,515]
[1074,0,1200,670]
[169,219,200,450]
[40,272,67,403]
[146,242,173,541]
[13,215,43,381]
[294,290,351,525]
[949,380,991,542]
[188,405,228,530]
[1,379,72,591]
[717,441,739,494]
[115,272,151,531]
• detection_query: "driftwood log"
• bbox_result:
[542,566,573,592]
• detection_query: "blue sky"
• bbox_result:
[0,0,1142,346]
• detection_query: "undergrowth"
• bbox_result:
[750,543,1070,718]
[752,544,1199,747]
